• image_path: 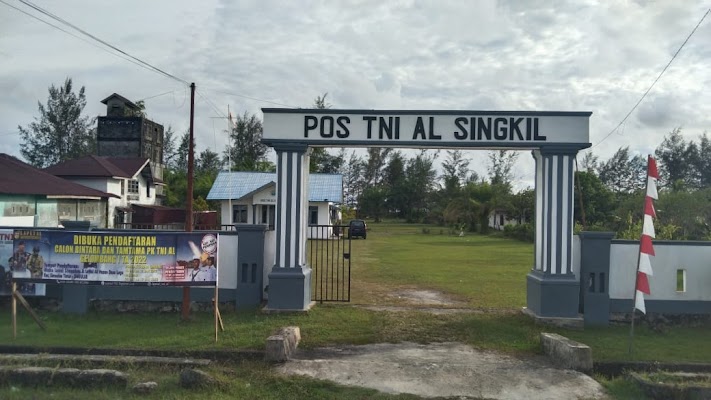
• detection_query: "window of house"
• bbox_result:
[128,180,139,194]
[6,203,33,216]
[233,205,248,223]
[676,269,686,292]
[79,201,98,216]
[309,206,318,225]
[58,202,75,218]
[499,214,504,225]
[261,205,276,229]
[120,180,125,195]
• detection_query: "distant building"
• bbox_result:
[44,155,160,228]
[0,154,117,228]
[488,209,528,231]
[96,93,165,202]
[207,172,343,238]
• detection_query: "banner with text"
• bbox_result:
[11,230,219,287]
[0,229,46,296]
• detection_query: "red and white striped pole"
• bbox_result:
[629,155,659,355]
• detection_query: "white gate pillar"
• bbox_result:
[526,146,580,319]
[266,143,312,311]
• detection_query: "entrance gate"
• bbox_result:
[260,108,592,321]
[308,224,351,302]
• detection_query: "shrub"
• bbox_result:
[503,223,534,242]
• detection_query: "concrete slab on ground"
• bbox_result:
[277,342,609,400]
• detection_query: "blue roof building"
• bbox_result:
[207,172,343,234]
[207,172,342,203]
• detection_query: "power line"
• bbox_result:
[13,0,189,85]
[591,8,710,149]
[0,0,160,76]
[200,87,298,108]
[196,90,228,120]
[137,90,176,102]
[3,0,296,116]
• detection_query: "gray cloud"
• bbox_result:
[0,0,709,189]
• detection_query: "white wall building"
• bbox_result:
[488,209,527,231]
[44,155,161,228]
[207,172,343,239]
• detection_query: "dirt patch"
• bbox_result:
[390,289,466,307]
[362,305,477,315]
[278,342,609,400]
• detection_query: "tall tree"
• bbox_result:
[461,181,507,234]
[402,150,438,222]
[19,78,96,167]
[363,148,392,186]
[507,189,534,224]
[487,150,518,188]
[384,151,408,217]
[358,186,388,222]
[175,131,190,173]
[579,151,599,174]
[224,112,273,171]
[342,150,365,207]
[309,93,344,173]
[597,146,646,193]
[441,150,470,193]
[655,128,698,190]
[573,171,615,228]
[196,148,222,176]
[691,133,711,188]
[162,126,177,169]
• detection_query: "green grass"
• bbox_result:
[0,361,424,400]
[350,223,533,308]
[1,220,710,399]
[597,375,648,400]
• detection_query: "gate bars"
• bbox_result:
[308,225,351,302]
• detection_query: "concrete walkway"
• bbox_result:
[278,342,609,400]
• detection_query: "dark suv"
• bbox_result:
[348,219,367,239]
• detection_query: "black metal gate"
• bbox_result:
[309,225,351,302]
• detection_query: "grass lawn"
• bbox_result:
[348,222,533,308]
[0,221,709,399]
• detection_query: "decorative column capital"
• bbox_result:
[538,143,588,156]
[271,141,310,153]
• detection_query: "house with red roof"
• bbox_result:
[44,155,162,227]
[0,154,117,228]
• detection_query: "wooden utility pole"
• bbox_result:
[182,82,196,321]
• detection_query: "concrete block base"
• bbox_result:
[540,332,593,373]
[265,326,301,362]
[266,267,312,311]
[522,307,584,330]
[526,271,580,318]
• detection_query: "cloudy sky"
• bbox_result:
[0,0,709,188]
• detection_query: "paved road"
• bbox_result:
[278,342,609,400]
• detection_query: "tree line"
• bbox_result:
[17,79,711,240]
[576,128,711,240]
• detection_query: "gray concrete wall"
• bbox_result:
[609,240,711,302]
[606,239,711,314]
[263,230,276,298]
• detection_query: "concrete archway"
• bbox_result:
[261,109,591,320]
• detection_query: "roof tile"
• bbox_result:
[207,172,342,203]
[0,154,118,198]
